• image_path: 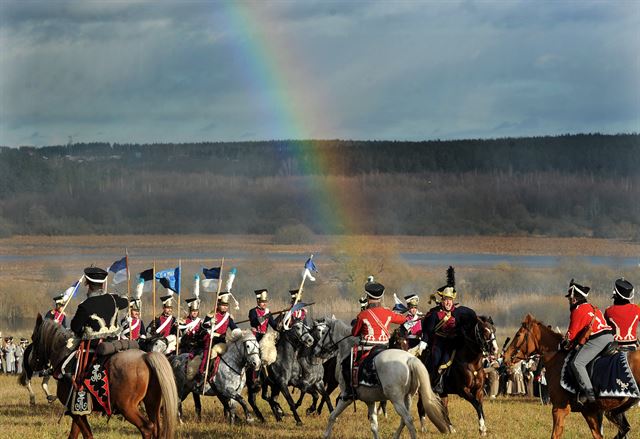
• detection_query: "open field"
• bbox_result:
[1,374,638,438]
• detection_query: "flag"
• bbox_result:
[225,268,237,292]
[108,256,128,285]
[136,268,154,295]
[201,267,221,293]
[156,267,180,294]
[62,279,82,303]
[392,293,408,313]
[302,255,318,282]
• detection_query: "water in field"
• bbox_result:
[1,250,638,268]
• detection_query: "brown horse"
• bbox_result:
[27,314,178,439]
[504,314,640,439]
[419,313,497,436]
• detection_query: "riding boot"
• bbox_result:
[577,388,596,405]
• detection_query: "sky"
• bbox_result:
[0,0,638,147]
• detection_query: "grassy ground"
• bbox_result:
[1,374,638,438]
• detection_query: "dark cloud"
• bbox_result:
[1,1,638,146]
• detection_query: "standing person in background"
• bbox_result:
[44,294,68,327]
[15,338,25,375]
[3,337,16,374]
[483,354,500,399]
[604,278,640,351]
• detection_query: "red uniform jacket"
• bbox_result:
[352,305,406,345]
[566,302,611,345]
[605,303,640,343]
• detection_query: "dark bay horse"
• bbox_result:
[27,314,178,439]
[419,312,497,435]
[504,314,640,439]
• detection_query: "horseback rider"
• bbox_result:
[420,266,471,393]
[340,281,406,401]
[400,293,423,349]
[44,294,68,327]
[70,267,129,343]
[151,295,178,338]
[248,289,277,342]
[197,292,238,379]
[120,299,146,341]
[350,296,369,327]
[289,289,307,323]
[561,279,614,405]
[179,297,205,355]
[604,278,640,351]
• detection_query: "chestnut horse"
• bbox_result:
[27,314,178,439]
[504,314,640,439]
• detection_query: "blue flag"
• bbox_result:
[302,256,318,282]
[156,267,180,294]
[108,256,128,285]
[201,267,221,293]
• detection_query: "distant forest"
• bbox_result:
[1,133,639,238]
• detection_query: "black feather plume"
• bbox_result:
[446,266,455,288]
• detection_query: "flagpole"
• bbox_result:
[125,249,131,320]
[203,257,224,394]
[60,275,84,316]
[152,261,156,326]
[293,254,313,307]
[176,259,182,355]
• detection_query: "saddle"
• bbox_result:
[561,345,640,402]
[352,345,386,387]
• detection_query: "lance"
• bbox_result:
[203,257,224,394]
[235,302,316,325]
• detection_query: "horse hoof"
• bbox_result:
[246,417,255,424]
[296,421,303,427]
[47,395,57,404]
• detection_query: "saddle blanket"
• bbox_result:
[354,347,385,388]
[83,360,111,415]
[561,351,640,398]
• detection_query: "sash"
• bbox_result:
[184,317,201,334]
[54,311,65,325]
[367,309,390,340]
[156,316,173,334]
[434,312,452,334]
[211,313,229,334]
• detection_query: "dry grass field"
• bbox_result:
[1,374,638,438]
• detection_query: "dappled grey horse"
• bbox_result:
[264,319,315,425]
[172,329,261,424]
[320,316,452,439]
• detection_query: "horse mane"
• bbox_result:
[328,316,352,338]
[523,314,563,343]
[36,318,74,365]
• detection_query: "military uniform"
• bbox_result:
[179,297,206,355]
[562,280,613,404]
[70,268,129,341]
[400,294,423,349]
[604,278,640,350]
[341,282,405,400]
[248,289,276,342]
[120,299,146,341]
[151,295,178,338]
[44,295,67,327]
[198,292,238,375]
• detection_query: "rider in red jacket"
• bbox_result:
[605,278,640,351]
[341,281,405,401]
[561,279,613,405]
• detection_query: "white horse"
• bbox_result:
[322,318,451,439]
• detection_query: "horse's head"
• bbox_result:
[311,318,335,358]
[29,314,52,372]
[150,336,169,353]
[478,315,498,356]
[288,319,315,348]
[241,332,261,370]
[503,314,541,366]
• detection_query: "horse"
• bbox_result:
[18,343,56,405]
[27,314,178,439]
[172,329,261,424]
[319,317,451,439]
[263,319,315,425]
[418,313,497,435]
[504,314,640,439]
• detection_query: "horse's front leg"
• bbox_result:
[278,379,305,426]
[461,385,487,436]
[25,378,36,405]
[368,402,380,439]
[306,388,319,415]
[247,384,265,423]
[192,392,202,422]
[295,390,306,408]
[231,393,255,424]
[323,398,351,439]
[316,381,333,414]
[551,405,570,439]
[43,375,56,402]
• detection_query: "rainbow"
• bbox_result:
[215,3,365,236]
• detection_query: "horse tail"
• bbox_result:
[18,344,33,387]
[408,356,450,433]
[144,352,178,439]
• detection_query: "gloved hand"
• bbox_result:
[418,340,428,354]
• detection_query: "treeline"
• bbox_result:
[0,134,638,238]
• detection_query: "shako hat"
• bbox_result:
[565,279,590,299]
[53,294,65,305]
[84,266,108,284]
[160,295,174,307]
[436,266,457,300]
[289,289,300,301]
[365,282,385,299]
[129,299,141,311]
[218,292,231,305]
[613,278,634,300]
[255,289,268,302]
[404,294,419,307]
[185,297,200,310]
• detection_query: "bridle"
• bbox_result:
[313,320,351,358]
[220,336,261,377]
[509,324,539,363]
[284,321,313,348]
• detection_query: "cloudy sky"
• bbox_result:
[1,0,638,146]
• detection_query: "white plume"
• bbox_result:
[193,274,200,299]
[134,278,144,300]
